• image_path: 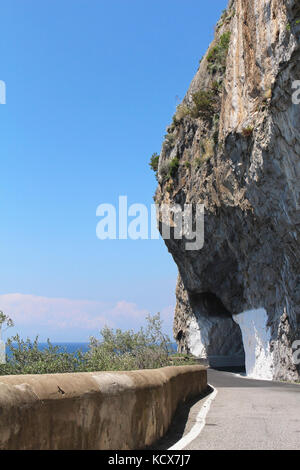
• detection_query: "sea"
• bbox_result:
[6,343,90,357]
[7,342,178,356]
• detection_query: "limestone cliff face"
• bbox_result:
[155,0,300,381]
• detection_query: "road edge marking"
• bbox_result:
[168,384,218,451]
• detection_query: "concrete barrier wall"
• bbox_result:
[0,365,207,450]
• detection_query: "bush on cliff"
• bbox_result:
[164,132,176,150]
[149,152,160,179]
[207,31,231,74]
[168,156,180,178]
[191,90,216,120]
[172,104,190,126]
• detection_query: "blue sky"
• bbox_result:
[0,0,227,341]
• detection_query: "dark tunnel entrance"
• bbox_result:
[189,292,232,319]
[186,290,246,372]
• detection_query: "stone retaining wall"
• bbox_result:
[0,365,207,450]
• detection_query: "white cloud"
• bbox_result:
[0,293,174,340]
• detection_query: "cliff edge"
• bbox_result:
[155,0,300,381]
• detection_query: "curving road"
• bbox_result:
[154,369,300,450]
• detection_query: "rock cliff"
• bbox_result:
[155,0,300,381]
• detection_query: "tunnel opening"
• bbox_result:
[186,290,246,372]
[188,291,232,319]
[176,330,183,342]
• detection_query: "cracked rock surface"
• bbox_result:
[155,0,300,381]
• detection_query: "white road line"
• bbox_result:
[168,385,218,451]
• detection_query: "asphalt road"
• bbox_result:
[154,369,300,450]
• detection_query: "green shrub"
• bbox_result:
[164,133,176,149]
[207,31,231,74]
[0,336,82,375]
[159,161,171,182]
[220,9,227,20]
[0,314,172,375]
[218,31,231,50]
[191,90,216,120]
[168,156,180,177]
[216,7,235,30]
[286,18,300,32]
[172,104,190,126]
[216,10,226,30]
[158,156,179,181]
[149,152,159,174]
[212,80,222,94]
[87,313,170,371]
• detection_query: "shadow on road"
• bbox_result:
[148,385,213,450]
[210,365,246,373]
